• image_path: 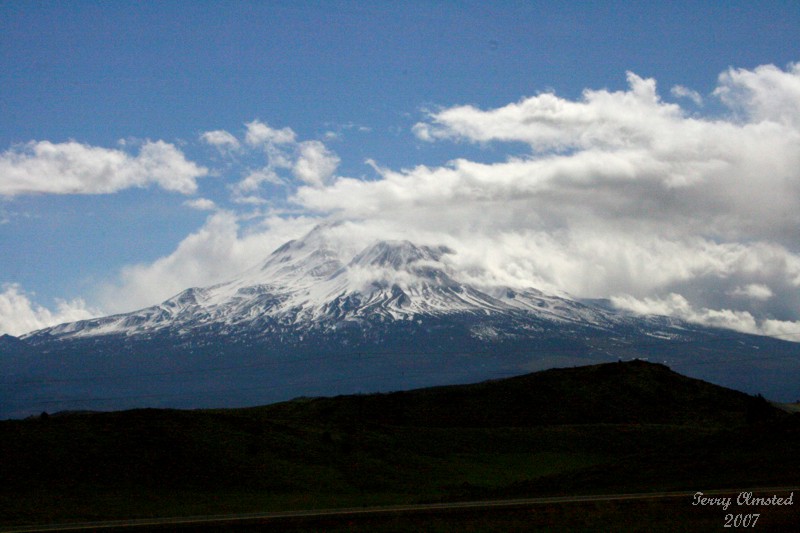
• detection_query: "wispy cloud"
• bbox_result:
[670,84,703,106]
[244,120,296,146]
[200,130,241,152]
[183,197,217,211]
[728,283,773,301]
[201,120,342,204]
[611,293,800,338]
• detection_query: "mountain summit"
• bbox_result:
[29,233,613,341]
[3,227,800,418]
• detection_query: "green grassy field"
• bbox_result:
[2,361,798,530]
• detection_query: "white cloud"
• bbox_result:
[245,120,297,146]
[0,283,98,336]
[0,140,207,196]
[99,212,318,312]
[412,72,678,152]
[728,284,773,301]
[670,84,703,106]
[322,122,373,141]
[184,198,217,211]
[293,140,340,187]
[610,293,800,339]
[212,120,342,202]
[329,64,800,245]
[229,166,285,205]
[714,62,800,127]
[200,129,241,152]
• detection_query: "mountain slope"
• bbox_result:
[27,237,620,341]
[2,227,800,418]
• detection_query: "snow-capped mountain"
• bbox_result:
[28,232,616,341]
[3,226,800,418]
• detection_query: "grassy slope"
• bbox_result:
[1,361,798,527]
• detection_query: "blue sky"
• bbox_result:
[2,1,800,336]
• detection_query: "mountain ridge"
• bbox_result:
[23,236,623,341]
[272,359,781,428]
[3,226,800,418]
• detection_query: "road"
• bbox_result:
[3,486,797,532]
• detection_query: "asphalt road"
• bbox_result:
[3,486,797,532]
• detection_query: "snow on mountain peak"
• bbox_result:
[25,227,614,340]
[350,240,454,270]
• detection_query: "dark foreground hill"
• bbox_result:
[280,359,777,427]
[1,361,799,531]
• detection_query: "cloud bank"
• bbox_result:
[7,63,800,341]
[291,62,800,337]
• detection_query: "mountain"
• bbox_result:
[31,233,615,340]
[2,226,800,418]
[0,333,36,353]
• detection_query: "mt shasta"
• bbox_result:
[2,226,799,418]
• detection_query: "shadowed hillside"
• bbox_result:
[1,360,798,529]
[267,359,777,427]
